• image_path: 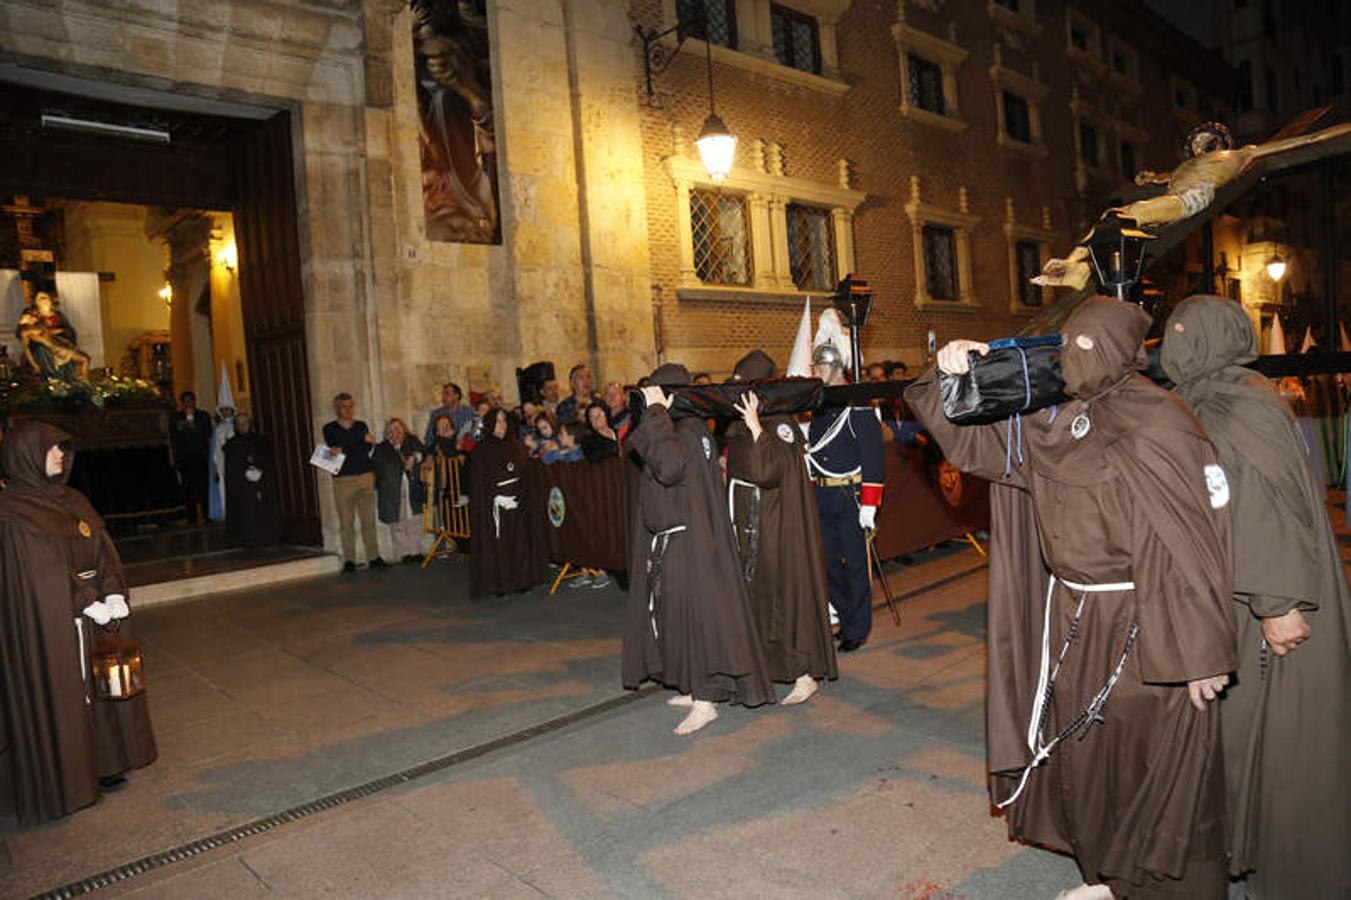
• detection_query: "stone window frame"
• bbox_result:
[770,3,822,75]
[1070,96,1114,188]
[987,0,1042,40]
[785,201,838,291]
[905,176,981,312]
[990,55,1050,158]
[1065,7,1106,76]
[689,188,755,286]
[892,21,970,134]
[1106,36,1142,99]
[661,0,850,96]
[667,153,864,301]
[1114,118,1150,183]
[1172,75,1201,126]
[1002,198,1056,315]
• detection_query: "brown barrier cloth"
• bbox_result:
[535,442,990,571]
[872,441,990,560]
[537,456,636,572]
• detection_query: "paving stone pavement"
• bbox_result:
[1,546,1085,899]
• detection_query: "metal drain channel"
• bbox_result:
[33,687,658,899]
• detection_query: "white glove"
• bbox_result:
[105,594,130,620]
[82,601,113,625]
[493,494,519,512]
[858,505,877,531]
[245,466,263,483]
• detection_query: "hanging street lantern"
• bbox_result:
[1265,253,1288,282]
[1082,211,1154,301]
[696,112,736,184]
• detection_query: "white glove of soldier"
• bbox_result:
[244,466,263,483]
[493,494,519,512]
[82,601,113,626]
[105,594,130,620]
[858,505,877,531]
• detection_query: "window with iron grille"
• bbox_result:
[770,5,820,74]
[690,189,752,285]
[1120,141,1137,180]
[678,0,737,49]
[1079,121,1099,169]
[922,225,958,300]
[1002,91,1032,142]
[1014,240,1043,306]
[908,54,946,115]
[786,203,837,291]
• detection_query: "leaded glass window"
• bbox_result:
[771,5,820,74]
[678,0,737,49]
[786,203,837,291]
[690,189,752,285]
[922,225,958,300]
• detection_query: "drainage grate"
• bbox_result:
[33,687,658,899]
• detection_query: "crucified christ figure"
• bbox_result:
[1034,120,1351,290]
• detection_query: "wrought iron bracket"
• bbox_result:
[634,15,703,107]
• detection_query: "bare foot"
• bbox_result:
[1055,885,1113,900]
[666,693,694,707]
[674,700,718,735]
[781,674,818,706]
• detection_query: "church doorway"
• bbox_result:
[0,73,321,555]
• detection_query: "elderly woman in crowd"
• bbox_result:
[373,418,426,564]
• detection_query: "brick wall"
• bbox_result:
[635,0,1231,376]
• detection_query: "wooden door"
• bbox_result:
[232,111,321,545]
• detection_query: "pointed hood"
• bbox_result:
[786,298,813,377]
[1268,314,1287,354]
[1059,297,1151,399]
[217,362,235,411]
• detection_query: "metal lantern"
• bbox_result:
[1082,212,1154,301]
[92,634,145,700]
[831,274,875,379]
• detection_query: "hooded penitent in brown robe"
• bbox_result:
[1161,296,1351,899]
[468,409,549,596]
[725,350,837,685]
[0,420,157,827]
[906,299,1237,898]
[621,364,774,706]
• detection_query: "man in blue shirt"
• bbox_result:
[555,363,598,424]
[422,382,474,446]
[322,392,386,573]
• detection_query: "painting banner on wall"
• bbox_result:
[411,0,501,244]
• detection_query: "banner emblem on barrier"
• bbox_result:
[547,486,566,527]
[938,460,963,508]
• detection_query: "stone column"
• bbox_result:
[155,212,214,402]
[766,196,792,289]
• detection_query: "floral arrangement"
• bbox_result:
[1,374,170,411]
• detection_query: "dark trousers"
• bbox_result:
[815,484,872,643]
[178,457,209,525]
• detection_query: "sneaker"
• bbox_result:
[568,574,594,589]
[342,561,357,574]
[589,574,612,590]
[369,557,389,569]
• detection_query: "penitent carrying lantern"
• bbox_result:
[92,633,145,700]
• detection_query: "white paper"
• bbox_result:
[310,443,345,475]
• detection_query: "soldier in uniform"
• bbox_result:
[806,343,885,652]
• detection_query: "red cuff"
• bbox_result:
[860,483,883,507]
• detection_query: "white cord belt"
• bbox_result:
[647,525,687,639]
[996,574,1137,809]
[727,477,758,525]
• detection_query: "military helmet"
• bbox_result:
[811,342,845,371]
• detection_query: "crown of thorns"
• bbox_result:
[1183,121,1234,159]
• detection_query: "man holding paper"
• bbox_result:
[321,392,386,573]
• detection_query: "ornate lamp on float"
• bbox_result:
[830,274,875,380]
[1082,211,1154,301]
[91,632,145,700]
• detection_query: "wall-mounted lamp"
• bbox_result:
[215,243,238,274]
[158,283,173,307]
[635,10,737,184]
[1265,253,1287,283]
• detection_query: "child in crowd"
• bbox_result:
[541,422,584,464]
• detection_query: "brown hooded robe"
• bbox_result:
[725,350,837,684]
[621,364,774,707]
[1161,296,1351,899]
[468,410,548,596]
[0,421,157,827]
[906,299,1237,897]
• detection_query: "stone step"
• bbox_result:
[130,553,341,608]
